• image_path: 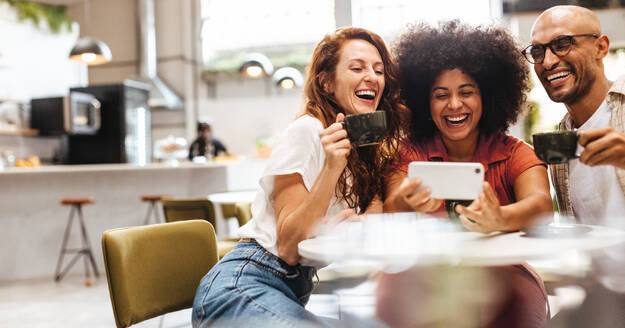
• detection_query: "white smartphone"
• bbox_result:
[407,161,485,200]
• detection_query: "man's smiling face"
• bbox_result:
[530,7,602,104]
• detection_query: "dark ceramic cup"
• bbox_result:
[532,131,579,164]
[342,110,387,147]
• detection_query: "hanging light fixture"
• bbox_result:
[273,67,303,89]
[69,37,112,66]
[240,53,273,78]
[68,0,112,66]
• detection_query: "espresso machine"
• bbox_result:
[56,80,151,164]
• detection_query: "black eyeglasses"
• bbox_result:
[521,34,599,64]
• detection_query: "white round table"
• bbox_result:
[298,213,625,266]
[207,190,257,239]
[207,190,257,204]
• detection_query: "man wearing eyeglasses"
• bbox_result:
[525,5,625,225]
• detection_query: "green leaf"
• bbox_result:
[1,0,73,34]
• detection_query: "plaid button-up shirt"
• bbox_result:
[551,74,625,219]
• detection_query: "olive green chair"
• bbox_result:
[101,220,218,328]
[205,201,252,228]
[234,202,253,227]
[160,198,239,258]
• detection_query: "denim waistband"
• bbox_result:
[224,239,315,280]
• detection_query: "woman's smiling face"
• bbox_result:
[330,39,385,115]
[429,68,482,144]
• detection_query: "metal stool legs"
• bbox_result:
[54,204,99,285]
[143,199,162,225]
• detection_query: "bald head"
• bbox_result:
[531,6,601,42]
[529,5,611,116]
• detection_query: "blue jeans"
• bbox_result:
[192,239,322,328]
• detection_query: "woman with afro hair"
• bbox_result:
[385,20,553,233]
[378,21,553,327]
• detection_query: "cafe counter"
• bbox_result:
[0,161,265,281]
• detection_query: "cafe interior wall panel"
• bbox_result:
[150,108,186,146]
[87,65,137,86]
[155,0,186,59]
[198,91,303,156]
[84,0,136,64]
[155,0,200,142]
[158,60,187,104]
[0,164,236,281]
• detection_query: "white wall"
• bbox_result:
[198,80,305,156]
[0,3,85,101]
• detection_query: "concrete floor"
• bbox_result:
[0,274,195,328]
[0,273,370,328]
[0,269,576,327]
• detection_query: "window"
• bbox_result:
[352,0,494,39]
[200,0,335,64]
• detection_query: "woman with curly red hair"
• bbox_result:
[192,27,407,327]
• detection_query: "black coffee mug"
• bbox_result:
[532,131,579,164]
[341,111,387,147]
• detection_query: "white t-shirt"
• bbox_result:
[238,115,350,264]
[565,100,625,225]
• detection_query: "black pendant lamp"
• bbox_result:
[68,0,112,66]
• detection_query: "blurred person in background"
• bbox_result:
[188,121,230,160]
[380,20,552,327]
[192,27,407,327]
[527,5,625,327]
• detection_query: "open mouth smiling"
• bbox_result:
[445,114,470,125]
[546,71,571,83]
[355,89,376,101]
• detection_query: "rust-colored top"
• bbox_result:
[60,198,94,205]
[140,195,166,202]
[397,132,545,212]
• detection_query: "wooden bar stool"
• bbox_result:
[55,197,99,286]
[141,195,166,225]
